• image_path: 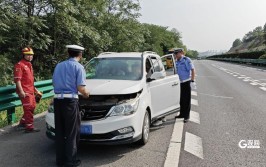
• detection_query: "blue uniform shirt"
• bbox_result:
[175,56,194,82]
[53,58,86,95]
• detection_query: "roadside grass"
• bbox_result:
[0,97,52,128]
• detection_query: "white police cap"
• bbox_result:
[173,48,184,54]
[66,45,85,52]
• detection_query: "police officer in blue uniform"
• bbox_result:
[174,48,195,123]
[52,45,90,167]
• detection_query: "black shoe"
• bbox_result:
[175,115,184,119]
[183,119,189,123]
[56,162,64,167]
[16,123,26,130]
[65,159,81,167]
[24,128,40,133]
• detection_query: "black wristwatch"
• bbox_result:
[191,80,194,82]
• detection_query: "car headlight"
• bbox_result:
[109,99,139,116]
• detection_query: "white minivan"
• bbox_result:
[46,51,180,145]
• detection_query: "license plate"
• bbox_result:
[80,125,92,134]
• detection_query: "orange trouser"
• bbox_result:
[19,94,36,130]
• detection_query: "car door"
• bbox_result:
[161,54,180,109]
[147,55,180,118]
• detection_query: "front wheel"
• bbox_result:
[138,111,150,145]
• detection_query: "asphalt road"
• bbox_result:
[0,60,265,167]
[179,60,266,167]
[0,111,177,167]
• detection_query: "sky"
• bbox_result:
[138,0,266,52]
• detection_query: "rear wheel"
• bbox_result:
[138,111,150,145]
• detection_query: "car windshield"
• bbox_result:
[85,57,143,80]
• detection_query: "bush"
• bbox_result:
[208,51,265,59]
[0,54,14,86]
[259,54,266,59]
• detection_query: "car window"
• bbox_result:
[145,57,153,78]
[150,56,162,72]
[85,57,142,80]
[161,54,176,76]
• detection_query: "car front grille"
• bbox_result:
[81,105,114,121]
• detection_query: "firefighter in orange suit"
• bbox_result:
[14,47,41,133]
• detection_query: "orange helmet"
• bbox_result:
[22,47,34,55]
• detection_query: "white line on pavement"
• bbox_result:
[190,111,200,124]
[259,87,266,91]
[164,119,184,167]
[250,82,258,86]
[191,99,198,106]
[198,93,233,99]
[184,132,204,159]
[191,91,197,96]
[164,143,181,167]
[259,83,266,86]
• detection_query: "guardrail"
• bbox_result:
[208,58,266,66]
[0,79,54,124]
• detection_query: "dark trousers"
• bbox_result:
[54,98,80,165]
[179,81,191,119]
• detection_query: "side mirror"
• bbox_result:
[146,71,165,82]
[150,71,165,79]
[146,78,155,82]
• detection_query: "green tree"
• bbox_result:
[232,38,242,47]
[186,50,198,59]
[0,0,188,87]
[263,23,266,45]
[140,24,184,55]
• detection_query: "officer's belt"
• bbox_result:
[54,94,79,99]
[180,78,191,83]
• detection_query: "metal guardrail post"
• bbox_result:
[7,108,16,124]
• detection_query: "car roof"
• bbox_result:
[97,51,159,58]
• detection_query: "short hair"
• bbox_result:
[68,50,82,58]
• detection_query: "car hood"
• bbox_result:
[85,79,143,95]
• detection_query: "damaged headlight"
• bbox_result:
[109,98,139,116]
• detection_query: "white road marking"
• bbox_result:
[191,99,198,106]
[250,82,258,86]
[198,93,233,99]
[191,91,197,96]
[259,83,266,86]
[213,65,266,92]
[164,119,184,167]
[165,93,201,167]
[184,132,204,159]
[164,143,181,167]
[190,111,200,124]
[170,120,184,143]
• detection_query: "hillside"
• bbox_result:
[228,24,266,53]
[228,37,266,53]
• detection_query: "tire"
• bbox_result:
[138,111,150,145]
